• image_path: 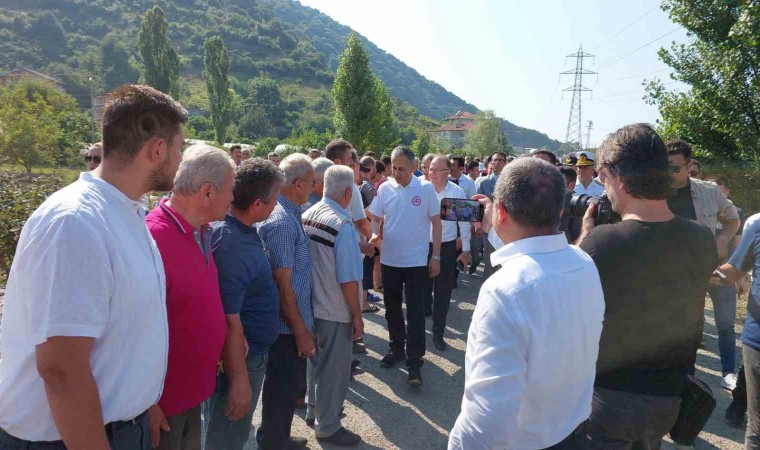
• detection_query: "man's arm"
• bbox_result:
[36,337,110,450]
[271,268,314,356]
[340,281,364,340]
[355,217,371,240]
[716,217,740,261]
[448,296,527,450]
[221,315,252,420]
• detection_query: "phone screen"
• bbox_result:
[440,198,483,222]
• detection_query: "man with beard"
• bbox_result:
[0,85,187,449]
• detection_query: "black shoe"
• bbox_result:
[380,349,406,368]
[288,436,309,449]
[408,366,422,386]
[352,341,367,354]
[726,399,747,428]
[317,427,362,446]
[305,416,315,426]
[433,334,447,351]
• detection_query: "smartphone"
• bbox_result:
[713,270,727,280]
[440,198,484,222]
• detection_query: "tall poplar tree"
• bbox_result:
[138,6,180,97]
[203,36,231,145]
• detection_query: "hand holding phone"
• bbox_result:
[441,198,484,222]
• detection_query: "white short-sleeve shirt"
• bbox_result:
[574,178,606,197]
[368,176,440,267]
[0,172,169,441]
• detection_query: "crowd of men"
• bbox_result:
[0,84,758,450]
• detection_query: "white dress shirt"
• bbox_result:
[453,172,477,200]
[0,173,169,441]
[431,181,471,251]
[368,176,439,267]
[449,233,605,450]
[573,178,606,197]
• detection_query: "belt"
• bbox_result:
[105,411,146,441]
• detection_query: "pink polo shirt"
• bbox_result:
[146,199,226,417]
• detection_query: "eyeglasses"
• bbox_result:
[298,178,317,188]
[669,161,690,173]
[85,155,102,164]
[429,168,451,174]
[492,158,507,163]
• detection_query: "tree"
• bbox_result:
[138,6,180,97]
[646,0,760,161]
[101,32,140,90]
[332,33,399,152]
[203,36,232,144]
[463,111,510,157]
[285,126,334,149]
[0,81,65,175]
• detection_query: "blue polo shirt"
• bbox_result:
[730,213,760,351]
[211,214,280,355]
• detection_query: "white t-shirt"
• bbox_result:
[431,182,471,251]
[349,183,367,241]
[0,173,169,441]
[455,173,477,200]
[368,176,440,267]
[573,178,606,197]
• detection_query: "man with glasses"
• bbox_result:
[83,142,103,171]
[573,151,605,197]
[255,153,315,450]
[476,151,508,278]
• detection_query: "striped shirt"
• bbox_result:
[257,194,314,334]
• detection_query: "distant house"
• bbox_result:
[429,111,477,148]
[0,68,65,91]
[90,94,111,128]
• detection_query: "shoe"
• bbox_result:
[305,416,315,426]
[351,359,361,369]
[433,334,447,351]
[380,349,406,368]
[352,341,367,354]
[367,292,382,303]
[726,398,747,428]
[722,373,738,391]
[408,366,422,386]
[361,304,380,313]
[317,427,361,446]
[287,436,309,448]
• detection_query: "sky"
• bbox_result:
[299,0,690,148]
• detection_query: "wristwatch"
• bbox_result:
[431,256,441,262]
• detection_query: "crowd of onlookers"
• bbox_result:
[1,84,759,450]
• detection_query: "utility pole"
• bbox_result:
[560,45,596,153]
[585,120,593,150]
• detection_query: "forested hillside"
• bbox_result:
[0,0,561,150]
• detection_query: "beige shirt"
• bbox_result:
[689,177,739,232]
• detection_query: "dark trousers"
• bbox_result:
[381,264,429,368]
[423,240,458,336]
[585,387,681,450]
[0,413,150,450]
[483,238,500,279]
[543,421,588,450]
[745,345,760,449]
[256,334,305,450]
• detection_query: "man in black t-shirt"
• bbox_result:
[577,124,717,449]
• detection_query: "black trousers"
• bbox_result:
[423,240,458,336]
[381,264,429,368]
[256,334,305,450]
[542,421,588,450]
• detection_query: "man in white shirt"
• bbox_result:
[573,151,606,197]
[426,156,471,351]
[448,155,476,199]
[368,146,442,386]
[0,85,187,449]
[449,158,605,450]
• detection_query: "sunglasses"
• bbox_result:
[669,161,689,173]
[85,155,102,164]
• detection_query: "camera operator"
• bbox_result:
[575,124,717,448]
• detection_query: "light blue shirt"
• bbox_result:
[475,173,499,198]
[324,198,363,284]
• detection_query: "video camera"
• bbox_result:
[568,193,621,225]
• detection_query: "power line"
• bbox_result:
[603,68,670,83]
[593,4,660,51]
[591,80,681,100]
[560,45,596,151]
[596,27,681,70]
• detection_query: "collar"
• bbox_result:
[225,213,256,235]
[80,172,145,215]
[388,175,421,189]
[435,181,457,194]
[457,173,469,183]
[158,198,207,235]
[687,178,699,198]
[278,194,303,217]
[322,197,351,221]
[490,233,568,267]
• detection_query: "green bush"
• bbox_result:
[0,172,66,279]
[701,163,760,217]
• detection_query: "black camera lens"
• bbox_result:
[569,194,593,218]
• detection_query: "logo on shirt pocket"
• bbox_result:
[412,196,422,206]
